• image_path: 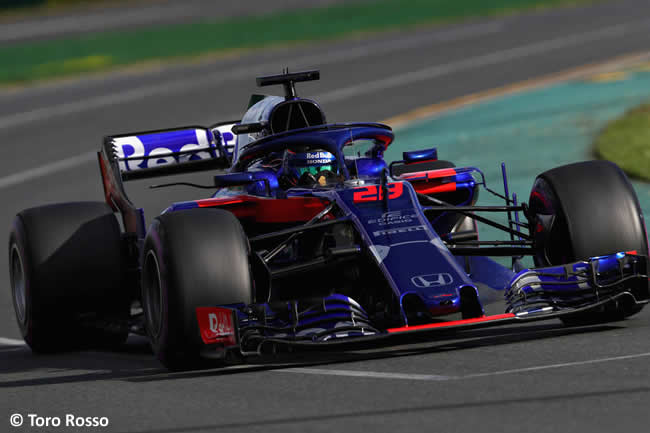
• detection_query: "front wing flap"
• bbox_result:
[505,252,648,313]
[195,252,649,355]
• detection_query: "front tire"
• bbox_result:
[529,160,649,322]
[141,208,253,371]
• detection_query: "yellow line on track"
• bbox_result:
[380,51,650,129]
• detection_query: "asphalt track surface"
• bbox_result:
[2,1,650,431]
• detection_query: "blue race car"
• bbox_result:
[9,70,649,370]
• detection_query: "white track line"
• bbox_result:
[0,151,97,190]
[0,22,503,131]
[278,368,453,381]
[277,352,650,381]
[0,23,499,190]
[0,337,25,346]
[460,352,650,379]
[0,19,646,188]
[315,22,638,103]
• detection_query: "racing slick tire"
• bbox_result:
[141,208,253,371]
[9,202,129,353]
[529,160,649,323]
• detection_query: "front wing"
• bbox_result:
[195,252,649,357]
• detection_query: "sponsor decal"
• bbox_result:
[373,225,425,237]
[306,151,334,162]
[411,273,454,288]
[368,210,417,226]
[196,307,237,346]
[212,124,236,151]
[353,182,404,202]
[307,159,334,164]
[113,128,219,172]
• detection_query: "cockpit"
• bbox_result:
[224,70,393,194]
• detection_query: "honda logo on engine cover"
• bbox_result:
[411,273,454,288]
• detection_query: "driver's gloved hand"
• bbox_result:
[316,169,339,186]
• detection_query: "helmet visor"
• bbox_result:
[296,165,334,177]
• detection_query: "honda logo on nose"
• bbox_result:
[411,273,454,288]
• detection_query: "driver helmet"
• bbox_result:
[283,149,338,186]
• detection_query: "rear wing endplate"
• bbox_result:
[98,122,237,233]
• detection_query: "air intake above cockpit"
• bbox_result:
[269,99,326,134]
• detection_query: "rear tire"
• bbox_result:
[9,202,129,352]
[529,160,649,323]
[141,208,253,371]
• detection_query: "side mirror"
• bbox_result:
[403,148,438,164]
[213,172,254,186]
[389,148,438,177]
[232,122,268,135]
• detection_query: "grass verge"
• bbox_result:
[595,104,650,181]
[1,0,596,85]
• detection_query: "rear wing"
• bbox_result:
[98,122,237,233]
[105,123,237,180]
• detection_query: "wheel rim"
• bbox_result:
[10,245,27,326]
[143,251,163,339]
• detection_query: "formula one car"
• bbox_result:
[9,70,650,370]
